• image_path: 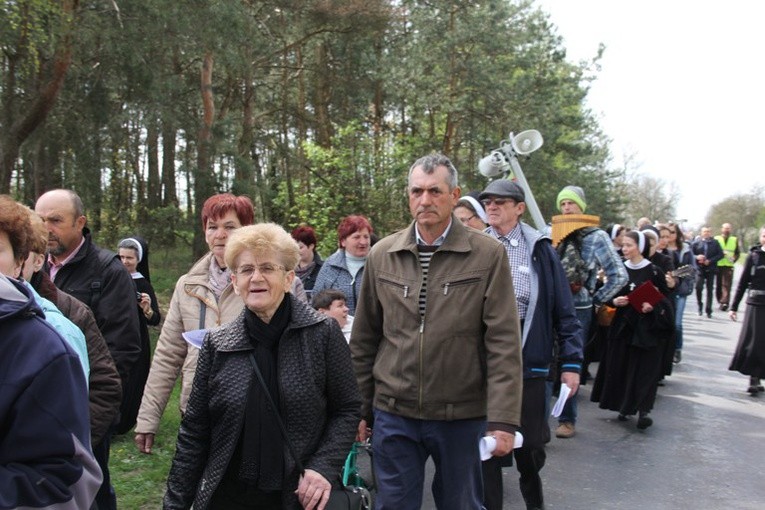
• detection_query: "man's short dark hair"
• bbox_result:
[312,289,347,310]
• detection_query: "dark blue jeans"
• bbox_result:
[371,409,485,510]
[674,294,687,349]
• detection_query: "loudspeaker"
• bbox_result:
[478,150,509,177]
[510,130,543,155]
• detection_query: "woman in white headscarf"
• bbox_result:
[116,235,161,434]
[591,230,673,430]
[454,191,488,231]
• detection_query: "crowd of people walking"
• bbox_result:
[1,155,763,509]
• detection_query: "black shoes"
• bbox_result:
[748,377,764,395]
[637,412,653,430]
[707,312,713,318]
[673,350,682,364]
[720,304,728,311]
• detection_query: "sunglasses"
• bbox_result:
[481,197,515,207]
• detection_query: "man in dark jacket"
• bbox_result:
[480,180,583,510]
[691,226,724,318]
[0,273,102,509]
[35,189,141,510]
[22,205,123,447]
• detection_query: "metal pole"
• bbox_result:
[508,156,546,232]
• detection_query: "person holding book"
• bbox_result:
[590,230,674,430]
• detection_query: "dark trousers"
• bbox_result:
[93,428,116,510]
[695,270,715,314]
[209,477,281,509]
[716,266,734,307]
[483,378,548,510]
[371,409,485,510]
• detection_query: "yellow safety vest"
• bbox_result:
[715,235,737,267]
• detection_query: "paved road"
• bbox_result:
[414,300,765,509]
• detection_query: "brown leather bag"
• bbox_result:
[596,304,617,327]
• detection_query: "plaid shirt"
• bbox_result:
[487,224,531,320]
[578,228,628,307]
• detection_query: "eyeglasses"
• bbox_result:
[481,197,514,207]
[458,214,477,224]
[235,263,285,277]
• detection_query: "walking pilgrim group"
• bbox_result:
[2,155,763,510]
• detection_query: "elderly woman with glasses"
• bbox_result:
[164,223,360,510]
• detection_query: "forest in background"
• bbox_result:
[2,0,629,256]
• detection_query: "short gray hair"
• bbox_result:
[408,153,458,190]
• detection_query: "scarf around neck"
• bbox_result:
[237,294,291,489]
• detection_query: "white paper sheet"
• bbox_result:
[181,329,208,349]
[551,384,572,417]
[479,431,524,460]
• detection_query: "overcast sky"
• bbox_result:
[536,0,764,227]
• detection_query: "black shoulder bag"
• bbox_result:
[247,353,367,510]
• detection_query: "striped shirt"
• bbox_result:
[414,221,452,318]
[417,245,437,317]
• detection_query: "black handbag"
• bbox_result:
[247,354,369,510]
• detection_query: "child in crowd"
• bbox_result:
[312,289,353,343]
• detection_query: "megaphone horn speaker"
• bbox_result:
[511,130,543,155]
[478,150,509,177]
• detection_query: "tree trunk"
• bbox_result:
[146,117,160,209]
[0,0,80,193]
[194,51,215,258]
[161,119,178,207]
[314,41,333,149]
[235,71,254,198]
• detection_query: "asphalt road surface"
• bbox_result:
[412,300,765,509]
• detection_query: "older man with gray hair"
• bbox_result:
[480,179,583,510]
[351,154,523,510]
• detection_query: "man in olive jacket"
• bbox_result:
[351,153,523,510]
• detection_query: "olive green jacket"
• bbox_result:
[351,218,522,431]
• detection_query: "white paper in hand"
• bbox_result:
[551,384,572,417]
[479,431,525,460]
[479,436,496,460]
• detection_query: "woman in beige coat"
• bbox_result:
[134,193,255,454]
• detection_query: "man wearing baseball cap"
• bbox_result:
[479,179,583,510]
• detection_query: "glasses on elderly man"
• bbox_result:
[481,197,514,207]
[235,263,285,277]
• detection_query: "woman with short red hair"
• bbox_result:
[134,193,254,455]
[312,215,373,315]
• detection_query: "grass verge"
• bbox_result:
[109,246,194,508]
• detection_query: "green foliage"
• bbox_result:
[110,381,180,508]
[4,0,624,234]
[706,187,765,247]
[275,121,410,255]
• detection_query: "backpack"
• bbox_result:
[556,227,598,295]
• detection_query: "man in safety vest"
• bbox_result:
[715,222,740,311]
